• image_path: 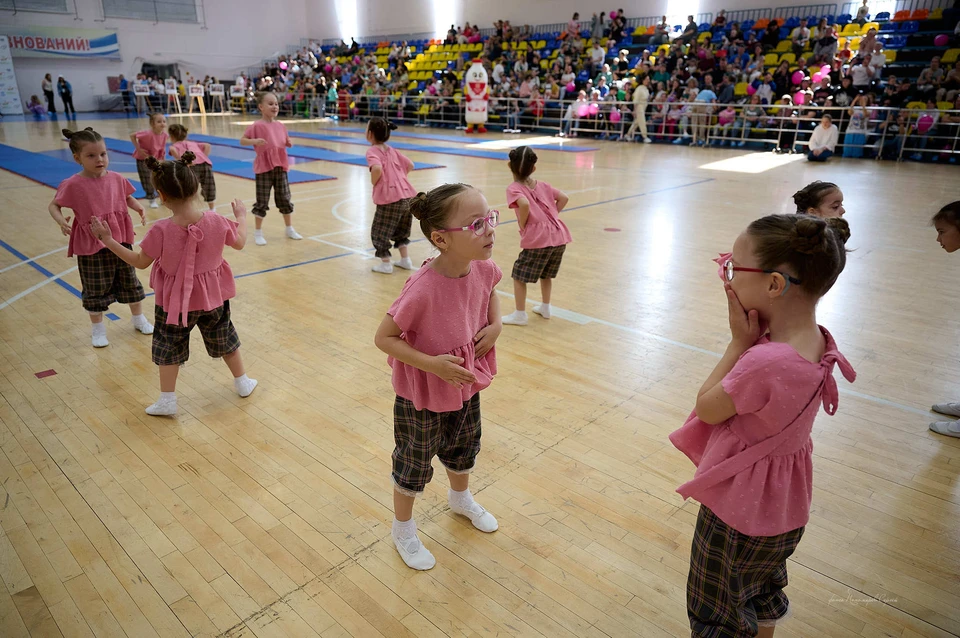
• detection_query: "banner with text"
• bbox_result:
[0,27,120,59]
[0,37,24,116]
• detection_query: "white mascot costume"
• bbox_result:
[464,60,489,134]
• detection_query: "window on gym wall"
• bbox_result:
[101,0,198,23]
[0,0,69,13]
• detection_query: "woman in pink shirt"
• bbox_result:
[240,91,302,245]
[90,153,257,417]
[670,214,855,637]
[500,147,572,326]
[168,123,216,209]
[365,117,417,274]
[130,112,167,208]
[47,127,153,348]
[374,184,503,571]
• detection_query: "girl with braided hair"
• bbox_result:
[91,152,257,417]
[49,127,153,347]
[671,214,857,637]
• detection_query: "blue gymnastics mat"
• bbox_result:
[101,138,335,183]
[289,131,514,160]
[324,126,598,152]
[186,134,444,170]
[0,143,147,198]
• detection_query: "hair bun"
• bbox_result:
[145,156,163,172]
[791,216,831,254]
[826,217,851,245]
[179,150,196,166]
[409,192,429,221]
[388,121,398,130]
[62,128,75,139]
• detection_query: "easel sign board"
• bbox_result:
[188,85,205,97]
[166,89,179,95]
[230,85,245,97]
[133,84,151,96]
[209,84,225,96]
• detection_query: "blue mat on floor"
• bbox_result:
[289,132,513,160]
[101,138,335,183]
[186,134,444,170]
[0,143,147,198]
[323,126,598,152]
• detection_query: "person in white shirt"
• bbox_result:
[849,58,875,90]
[589,41,606,76]
[807,114,839,161]
[492,61,505,84]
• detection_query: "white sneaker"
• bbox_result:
[394,257,415,270]
[392,530,436,570]
[643,137,652,144]
[285,227,303,240]
[929,421,960,438]
[372,261,394,274]
[234,376,258,398]
[132,316,154,335]
[145,394,177,416]
[254,232,267,246]
[932,402,960,417]
[449,492,499,533]
[501,310,528,326]
[149,199,160,209]
[532,304,551,319]
[91,332,109,348]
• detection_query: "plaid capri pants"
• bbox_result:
[392,394,482,496]
[252,167,293,217]
[136,159,158,199]
[77,244,145,313]
[371,198,413,259]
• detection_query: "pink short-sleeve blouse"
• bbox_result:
[366,144,416,205]
[387,258,502,412]
[244,120,290,173]
[669,327,856,536]
[55,172,136,257]
[139,212,238,326]
[169,140,212,165]
[506,180,573,250]
[133,130,168,160]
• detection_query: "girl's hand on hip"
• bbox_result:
[430,355,477,389]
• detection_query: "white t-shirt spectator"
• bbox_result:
[808,123,839,151]
[868,52,885,76]
[590,45,605,65]
[235,75,245,89]
[561,71,576,84]
[515,59,529,74]
[849,63,874,87]
[492,62,505,83]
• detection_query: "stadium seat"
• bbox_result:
[764,53,779,66]
[908,9,928,20]
[841,23,860,36]
[754,18,770,30]
[785,17,801,29]
[779,53,796,65]
[906,101,926,110]
[884,49,897,62]
[836,13,851,24]
[860,22,879,34]
[943,49,959,64]
[775,40,792,52]
[930,8,942,20]
[898,21,918,33]
[892,10,909,21]
[875,11,890,20]
[938,101,954,110]
[735,82,748,96]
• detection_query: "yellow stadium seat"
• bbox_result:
[939,101,954,111]
[779,52,796,64]
[698,32,711,42]
[537,40,547,49]
[408,80,418,90]
[518,41,528,49]
[775,40,792,52]
[735,82,748,96]
[931,8,943,19]
[906,101,926,110]
[764,53,780,66]
[841,23,860,36]
[943,49,959,64]
[849,37,862,50]
[861,22,879,34]
[884,49,897,63]
[633,26,646,36]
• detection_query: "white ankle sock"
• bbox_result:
[92,323,106,335]
[392,518,416,537]
[448,488,474,508]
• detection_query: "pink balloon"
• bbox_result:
[793,91,806,105]
[820,65,830,76]
[610,109,621,122]
[566,82,576,92]
[279,61,288,70]
[697,49,707,59]
[934,34,949,47]
[577,104,589,117]
[588,103,600,115]
[324,64,332,73]
[917,114,934,133]
[812,73,823,83]
[747,84,757,95]
[791,71,804,85]
[610,10,618,19]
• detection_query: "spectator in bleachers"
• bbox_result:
[732,95,766,145]
[591,13,607,41]
[792,22,811,59]
[717,74,736,104]
[652,17,670,45]
[813,21,838,63]
[855,0,870,27]
[918,56,944,101]
[843,94,870,158]
[609,13,627,42]
[588,40,606,76]
[713,10,727,29]
[562,13,580,40]
[773,60,792,96]
[680,16,699,44]
[807,114,839,160]
[849,56,876,91]
[728,22,743,43]
[762,21,781,50]
[944,62,960,102]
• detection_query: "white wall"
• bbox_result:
[2,0,311,112]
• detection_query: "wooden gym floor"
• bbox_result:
[0,113,958,638]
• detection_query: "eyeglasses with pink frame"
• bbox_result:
[441,210,500,236]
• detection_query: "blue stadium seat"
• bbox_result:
[875,11,890,20]
[837,13,851,24]
[698,22,711,32]
[898,21,918,33]
[742,19,755,30]
[805,16,818,27]
[785,17,801,28]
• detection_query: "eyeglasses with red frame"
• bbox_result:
[720,257,802,291]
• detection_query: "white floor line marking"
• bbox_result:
[0,266,78,310]
[494,290,931,418]
[308,237,376,259]
[0,245,70,273]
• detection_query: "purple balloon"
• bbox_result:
[934,34,949,47]
[324,64,332,73]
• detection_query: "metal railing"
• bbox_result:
[839,0,951,17]
[259,93,958,163]
[776,4,839,19]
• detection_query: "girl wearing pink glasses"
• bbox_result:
[374,183,502,571]
[671,214,856,637]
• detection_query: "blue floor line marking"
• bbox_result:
[322,126,599,152]
[0,238,83,299]
[106,313,120,321]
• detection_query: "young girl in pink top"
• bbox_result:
[366,117,417,274]
[500,147,573,326]
[929,201,960,438]
[168,123,216,209]
[240,91,302,245]
[48,127,153,348]
[90,153,257,417]
[130,112,167,209]
[670,214,855,637]
[374,183,503,571]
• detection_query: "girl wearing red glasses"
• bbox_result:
[374,183,502,571]
[671,214,856,637]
